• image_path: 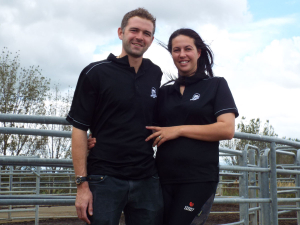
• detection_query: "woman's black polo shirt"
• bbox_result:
[155,73,239,184]
[67,54,162,179]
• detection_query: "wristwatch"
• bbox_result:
[75,176,88,185]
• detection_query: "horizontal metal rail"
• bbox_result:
[277,169,300,175]
[0,197,275,205]
[0,209,35,213]
[220,165,270,172]
[234,132,300,148]
[278,207,300,211]
[278,187,300,190]
[0,157,273,172]
[219,148,243,156]
[0,199,75,205]
[214,198,271,203]
[0,195,75,199]
[0,191,36,194]
[0,114,70,125]
[0,215,77,221]
[0,127,71,138]
[219,173,243,176]
[219,154,236,157]
[277,190,297,194]
[276,150,295,156]
[277,198,300,203]
[0,157,73,167]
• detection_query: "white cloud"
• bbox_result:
[216,34,300,139]
[0,0,250,88]
[0,0,299,139]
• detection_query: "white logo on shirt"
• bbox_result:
[150,87,157,98]
[190,93,200,101]
[184,206,195,212]
[184,202,195,212]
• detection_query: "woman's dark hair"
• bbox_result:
[166,28,214,77]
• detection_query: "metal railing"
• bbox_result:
[1,113,300,225]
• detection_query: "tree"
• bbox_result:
[0,47,50,159]
[236,117,277,150]
[42,83,73,165]
[221,117,278,165]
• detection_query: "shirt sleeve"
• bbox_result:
[66,67,97,131]
[214,77,239,118]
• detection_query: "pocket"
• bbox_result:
[88,175,127,213]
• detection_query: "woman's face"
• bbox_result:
[171,35,201,76]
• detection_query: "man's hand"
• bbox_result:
[87,134,96,150]
[75,182,93,224]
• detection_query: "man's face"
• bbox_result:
[118,16,154,58]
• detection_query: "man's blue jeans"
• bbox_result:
[87,174,164,225]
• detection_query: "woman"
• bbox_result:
[89,28,238,225]
[145,28,238,225]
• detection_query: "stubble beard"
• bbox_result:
[123,42,147,58]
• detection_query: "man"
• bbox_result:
[66,8,163,225]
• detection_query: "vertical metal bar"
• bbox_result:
[217,175,223,196]
[270,142,278,225]
[260,153,271,224]
[8,166,13,220]
[35,166,40,225]
[248,148,257,225]
[239,148,249,225]
[296,150,300,224]
[69,174,72,194]
[257,151,262,225]
[48,176,51,194]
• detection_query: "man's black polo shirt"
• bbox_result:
[67,54,162,179]
[155,72,239,184]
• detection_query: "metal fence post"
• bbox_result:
[8,166,13,220]
[248,148,257,225]
[35,166,40,225]
[296,149,300,224]
[217,175,223,196]
[270,142,278,225]
[260,152,271,224]
[239,147,249,225]
[69,174,72,195]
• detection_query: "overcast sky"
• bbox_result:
[1,0,299,140]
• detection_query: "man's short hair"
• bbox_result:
[121,8,156,35]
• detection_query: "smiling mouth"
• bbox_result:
[132,43,143,47]
[180,61,189,64]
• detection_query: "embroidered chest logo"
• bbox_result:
[150,87,157,98]
[184,202,195,212]
[190,93,200,101]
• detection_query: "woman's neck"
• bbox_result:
[179,69,197,77]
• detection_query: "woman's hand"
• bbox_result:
[145,126,181,147]
[87,134,96,150]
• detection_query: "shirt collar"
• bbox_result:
[107,53,130,67]
[107,53,152,72]
[172,71,209,93]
